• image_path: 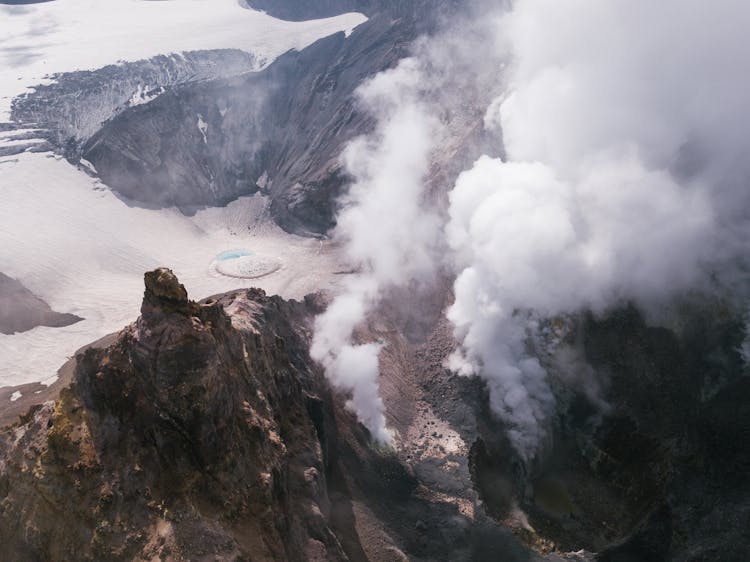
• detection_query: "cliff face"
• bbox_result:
[467,303,750,560]
[9,2,462,236]
[10,50,261,154]
[79,17,417,234]
[0,269,347,560]
[3,269,747,561]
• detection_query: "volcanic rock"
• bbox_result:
[0,270,348,560]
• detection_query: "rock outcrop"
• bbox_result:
[0,268,347,560]
[0,272,82,335]
[10,50,261,155]
[0,269,538,561]
[3,269,746,560]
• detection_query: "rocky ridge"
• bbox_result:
[0,269,544,561]
[2,268,748,560]
[0,269,346,560]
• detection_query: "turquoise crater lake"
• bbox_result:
[215,249,254,261]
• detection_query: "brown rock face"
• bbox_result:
[2,265,746,562]
[141,267,192,317]
[0,270,348,561]
[0,268,623,562]
[143,267,188,304]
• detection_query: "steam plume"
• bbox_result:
[310,58,442,443]
[447,0,750,460]
[315,0,750,456]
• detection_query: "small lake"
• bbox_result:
[215,249,254,261]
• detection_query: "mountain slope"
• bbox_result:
[0,269,349,560]
[78,15,419,233]
[0,269,549,561]
[13,2,459,235]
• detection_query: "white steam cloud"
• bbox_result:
[314,0,750,456]
[310,59,442,443]
[447,0,750,460]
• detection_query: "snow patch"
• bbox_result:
[197,115,208,144]
[256,171,269,189]
[79,158,97,174]
[10,391,22,402]
[0,0,367,120]
[128,84,165,107]
[0,152,347,388]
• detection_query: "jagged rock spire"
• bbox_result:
[141,267,193,318]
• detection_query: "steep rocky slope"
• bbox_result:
[79,16,420,233]
[333,280,750,560]
[0,269,347,560]
[0,269,543,561]
[9,1,467,235]
[10,50,261,154]
[2,269,747,560]
[464,303,750,560]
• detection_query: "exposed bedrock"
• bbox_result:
[348,276,750,559]
[0,272,82,334]
[467,302,750,560]
[0,268,345,560]
[0,269,542,561]
[11,50,261,153]
[79,16,419,235]
[3,268,745,559]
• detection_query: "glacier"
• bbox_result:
[0,0,364,388]
[0,0,366,120]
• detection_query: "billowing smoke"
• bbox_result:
[315,0,750,456]
[310,58,442,443]
[447,0,750,460]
